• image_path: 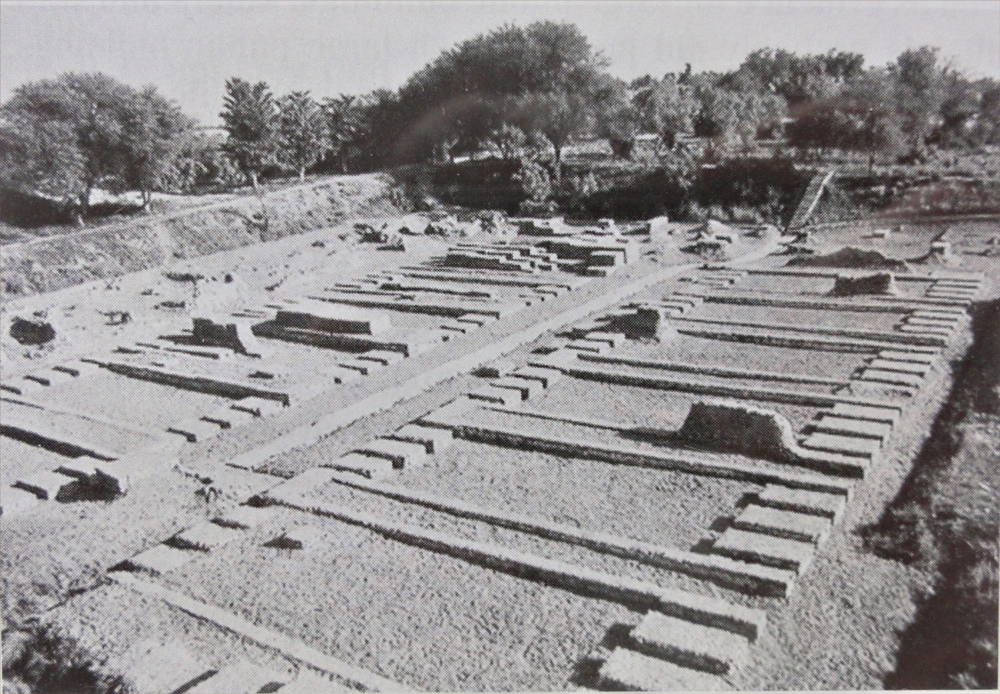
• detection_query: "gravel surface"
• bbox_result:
[690,302,904,332]
[3,399,158,454]
[155,506,636,691]
[619,333,869,382]
[42,583,337,689]
[532,376,826,435]
[307,480,742,600]
[41,372,236,432]
[394,424,759,553]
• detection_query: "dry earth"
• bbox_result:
[1,212,997,692]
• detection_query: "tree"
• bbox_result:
[973,80,1000,145]
[0,72,193,224]
[892,46,946,150]
[594,78,642,158]
[323,94,366,172]
[120,86,197,207]
[786,99,854,156]
[220,78,278,188]
[486,123,529,160]
[391,20,606,167]
[0,115,86,220]
[636,76,699,151]
[277,91,324,181]
[936,71,981,146]
[516,90,591,180]
[726,48,850,105]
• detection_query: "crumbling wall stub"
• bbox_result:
[678,399,800,462]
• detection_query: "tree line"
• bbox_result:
[2,21,999,224]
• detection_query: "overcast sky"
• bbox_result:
[3,1,999,124]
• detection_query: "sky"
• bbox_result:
[2,1,999,125]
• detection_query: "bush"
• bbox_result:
[3,625,134,694]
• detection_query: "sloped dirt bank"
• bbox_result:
[0,174,408,301]
[862,298,999,689]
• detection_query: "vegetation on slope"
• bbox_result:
[863,298,1000,689]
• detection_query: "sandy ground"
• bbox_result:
[0,216,451,378]
[152,506,638,692]
[3,215,996,691]
[393,432,757,554]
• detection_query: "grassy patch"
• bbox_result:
[862,298,999,689]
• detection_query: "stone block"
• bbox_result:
[53,360,102,377]
[214,505,274,529]
[231,396,286,418]
[173,521,240,551]
[456,315,494,327]
[678,400,799,462]
[589,250,623,267]
[54,457,103,483]
[276,304,392,335]
[564,339,608,354]
[388,424,454,453]
[14,470,77,500]
[354,438,428,469]
[906,316,959,328]
[877,350,937,365]
[127,544,192,575]
[732,505,831,544]
[756,485,847,520]
[473,360,514,378]
[857,368,924,388]
[93,464,129,496]
[830,402,900,425]
[192,316,268,357]
[796,448,869,478]
[868,359,930,376]
[527,348,578,370]
[814,415,892,440]
[202,406,256,430]
[439,322,471,335]
[337,358,379,375]
[616,307,678,341]
[357,349,406,366]
[897,322,953,336]
[26,369,76,386]
[167,418,223,443]
[830,272,897,296]
[490,376,542,400]
[599,648,727,691]
[801,432,881,458]
[511,365,562,388]
[584,331,627,349]
[713,528,814,573]
[328,453,394,479]
[629,611,750,675]
[467,384,523,406]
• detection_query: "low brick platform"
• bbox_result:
[756,485,848,520]
[599,647,727,691]
[629,611,750,675]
